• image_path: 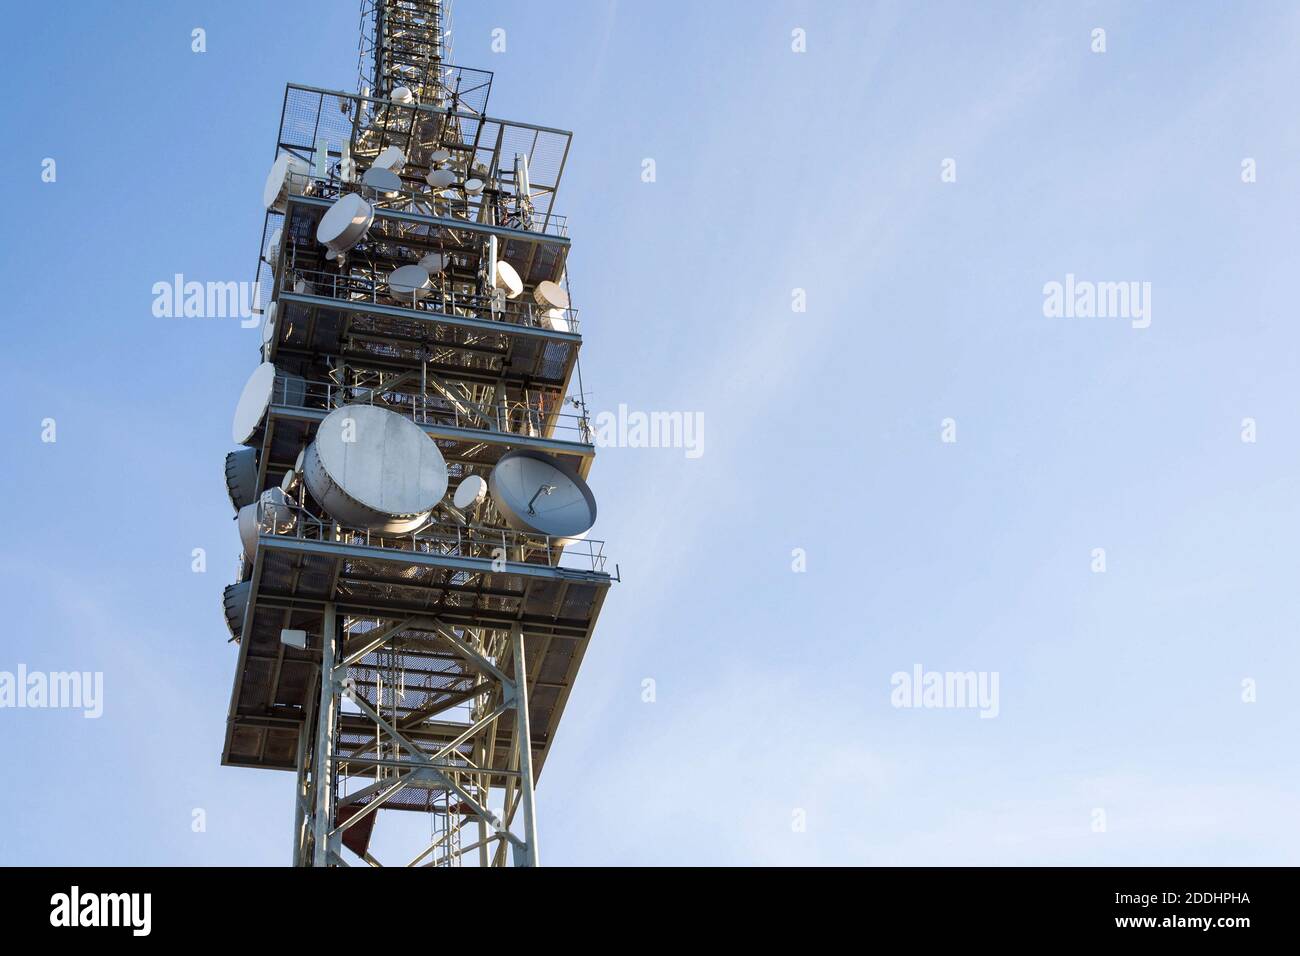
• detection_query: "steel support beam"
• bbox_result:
[510,622,539,866]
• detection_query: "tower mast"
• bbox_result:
[221,0,612,868]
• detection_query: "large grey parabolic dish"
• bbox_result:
[303,404,448,533]
[488,450,597,541]
[225,448,259,511]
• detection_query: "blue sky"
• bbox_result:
[1,0,1298,865]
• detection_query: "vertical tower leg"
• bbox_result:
[311,603,339,866]
[510,623,539,866]
[292,721,309,865]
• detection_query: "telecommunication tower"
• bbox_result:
[220,0,614,867]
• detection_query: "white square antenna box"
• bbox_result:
[280,628,308,650]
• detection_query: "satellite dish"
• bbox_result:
[463,178,484,196]
[266,227,283,270]
[303,404,448,532]
[391,86,414,104]
[232,363,275,444]
[418,252,448,273]
[223,581,251,641]
[233,362,305,444]
[429,149,451,164]
[237,487,295,557]
[488,450,597,544]
[542,308,571,333]
[534,280,569,310]
[280,469,298,494]
[494,260,523,298]
[263,154,309,211]
[388,264,432,301]
[426,167,457,190]
[261,302,277,348]
[361,166,402,198]
[317,193,374,257]
[373,145,407,172]
[294,447,306,472]
[225,448,259,511]
[452,474,488,510]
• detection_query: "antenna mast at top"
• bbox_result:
[362,0,452,99]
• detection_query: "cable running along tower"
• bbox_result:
[220,0,613,867]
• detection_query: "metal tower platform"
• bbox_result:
[220,0,614,867]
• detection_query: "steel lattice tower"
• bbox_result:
[221,0,614,867]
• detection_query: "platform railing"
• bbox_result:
[281,168,568,239]
[253,494,610,575]
[270,374,593,445]
[279,259,580,336]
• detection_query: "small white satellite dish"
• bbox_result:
[232,362,305,444]
[280,469,298,494]
[294,447,306,473]
[316,193,374,256]
[542,307,571,333]
[361,166,402,198]
[418,252,448,273]
[533,280,569,310]
[373,145,407,172]
[232,362,276,444]
[261,302,277,348]
[388,264,432,301]
[488,450,597,543]
[429,149,451,165]
[426,167,457,190]
[237,487,296,556]
[452,474,488,510]
[494,260,523,298]
[266,227,283,269]
[263,154,309,211]
[225,448,259,511]
[303,404,449,532]
[462,178,484,196]
[391,86,414,104]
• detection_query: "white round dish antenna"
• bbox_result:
[388,264,432,301]
[373,145,407,172]
[280,469,298,494]
[542,308,571,333]
[232,362,304,444]
[316,193,374,256]
[533,280,569,310]
[488,450,597,542]
[494,260,523,298]
[452,474,488,510]
[232,362,276,444]
[463,178,484,196]
[303,404,448,532]
[429,149,451,164]
[263,154,309,211]
[225,448,259,511]
[418,252,448,273]
[294,447,306,473]
[361,166,402,198]
[426,167,457,190]
[266,227,283,269]
[391,86,414,104]
[261,302,277,347]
